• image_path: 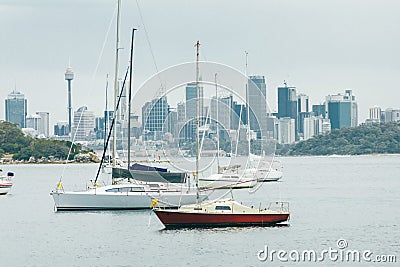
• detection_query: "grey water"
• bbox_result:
[1,155,399,266]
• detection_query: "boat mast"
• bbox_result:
[104,74,109,154]
[112,0,121,184]
[245,51,251,156]
[195,40,200,202]
[214,73,220,173]
[127,28,137,174]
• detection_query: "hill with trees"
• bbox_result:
[277,122,400,156]
[0,121,90,162]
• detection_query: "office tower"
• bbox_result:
[65,66,74,135]
[36,112,49,137]
[233,101,247,126]
[166,108,178,138]
[26,114,41,134]
[54,121,69,136]
[277,117,296,144]
[247,76,267,139]
[210,95,234,132]
[5,90,27,128]
[184,82,203,141]
[72,106,95,141]
[185,82,203,120]
[277,82,298,138]
[312,104,326,118]
[303,116,331,141]
[141,96,168,140]
[297,93,310,136]
[326,89,358,129]
[368,106,381,123]
[177,102,186,122]
[383,108,400,122]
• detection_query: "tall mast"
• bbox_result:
[104,74,109,152]
[195,40,200,202]
[112,0,121,183]
[245,51,251,156]
[127,28,137,173]
[214,73,220,172]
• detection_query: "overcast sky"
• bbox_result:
[1,0,399,131]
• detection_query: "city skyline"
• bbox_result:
[1,1,399,128]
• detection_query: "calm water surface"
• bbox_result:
[1,155,399,266]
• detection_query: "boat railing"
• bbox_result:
[267,201,290,213]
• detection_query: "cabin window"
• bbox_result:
[215,206,231,211]
[130,187,145,192]
[105,188,119,192]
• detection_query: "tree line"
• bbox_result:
[277,122,400,156]
[0,121,84,161]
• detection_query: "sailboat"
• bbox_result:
[51,2,207,211]
[153,42,290,228]
[0,169,14,195]
[197,74,255,189]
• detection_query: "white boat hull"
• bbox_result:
[0,185,12,195]
[51,190,207,211]
[199,174,256,189]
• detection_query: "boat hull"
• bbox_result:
[51,191,207,211]
[0,183,12,195]
[199,178,255,189]
[154,210,290,228]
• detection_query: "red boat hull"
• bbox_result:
[154,210,290,228]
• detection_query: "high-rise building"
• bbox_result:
[54,121,69,137]
[72,106,95,141]
[277,117,295,144]
[210,95,234,132]
[185,82,203,120]
[383,108,400,122]
[141,96,168,140]
[177,102,186,122]
[36,112,49,137]
[312,104,326,118]
[26,114,41,135]
[5,90,27,128]
[303,116,331,141]
[369,106,381,123]
[184,82,204,141]
[297,93,310,136]
[247,76,267,139]
[277,83,298,138]
[233,101,247,126]
[326,89,358,129]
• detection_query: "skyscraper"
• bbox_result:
[5,90,27,128]
[141,96,168,140]
[312,104,326,118]
[297,93,310,136]
[185,82,203,120]
[247,76,267,139]
[36,111,50,137]
[326,89,358,129]
[184,82,204,141]
[277,83,298,138]
[72,106,95,141]
[26,114,41,134]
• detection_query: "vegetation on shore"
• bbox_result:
[0,121,94,162]
[277,122,400,156]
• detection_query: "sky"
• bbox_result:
[1,0,399,133]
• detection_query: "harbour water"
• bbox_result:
[0,155,399,266]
